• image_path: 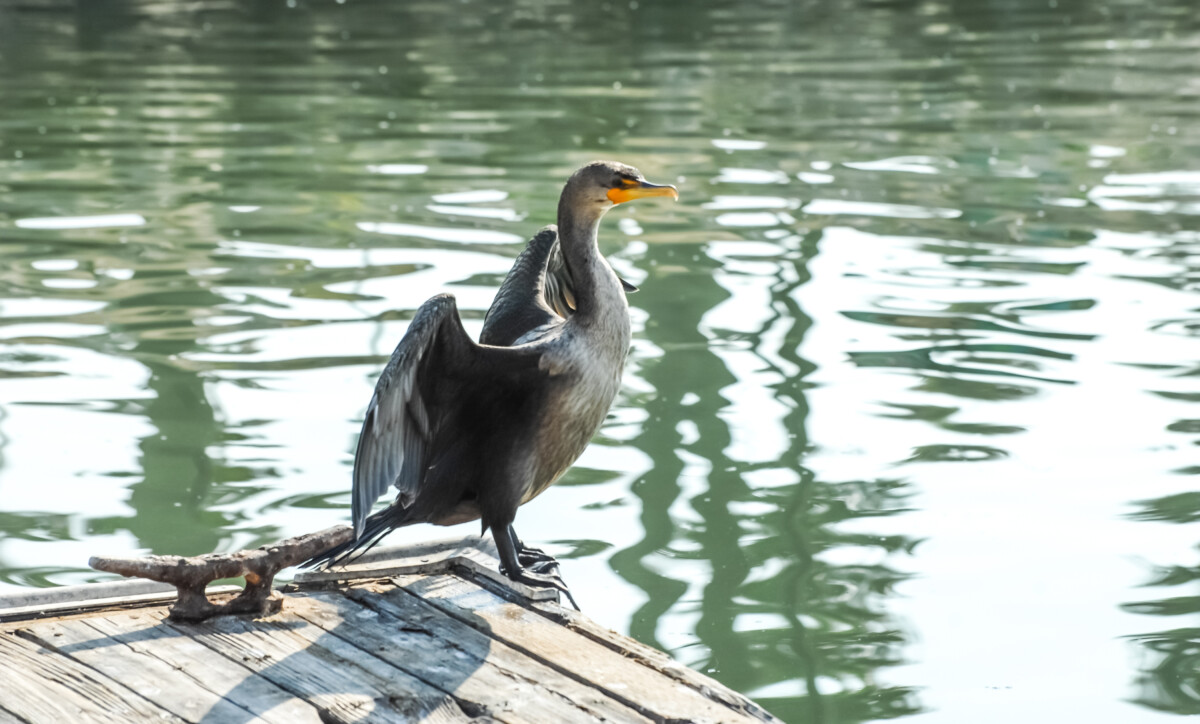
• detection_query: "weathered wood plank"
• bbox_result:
[0,579,173,609]
[527,599,777,720]
[0,585,242,625]
[0,631,186,724]
[394,574,777,724]
[161,605,470,724]
[38,611,322,724]
[1,537,776,724]
[17,617,266,724]
[293,539,497,584]
[304,587,652,724]
[295,539,556,602]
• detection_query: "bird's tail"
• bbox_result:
[301,505,413,570]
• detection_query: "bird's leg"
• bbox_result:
[508,524,559,573]
[495,525,580,610]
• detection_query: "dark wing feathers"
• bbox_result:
[349,295,448,537]
[481,225,637,346]
[481,226,561,346]
[350,293,543,538]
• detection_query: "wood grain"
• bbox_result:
[0,537,777,724]
[164,603,469,724]
[94,611,321,723]
[0,631,185,724]
[315,587,651,723]
[395,573,777,724]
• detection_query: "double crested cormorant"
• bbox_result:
[305,161,678,603]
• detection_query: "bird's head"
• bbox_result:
[559,161,678,221]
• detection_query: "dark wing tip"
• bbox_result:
[348,293,464,542]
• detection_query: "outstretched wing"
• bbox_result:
[481,225,638,346]
[481,226,561,346]
[351,293,545,537]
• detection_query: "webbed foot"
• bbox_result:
[497,524,580,610]
[499,562,580,610]
[517,544,561,573]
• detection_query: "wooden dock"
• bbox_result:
[0,538,778,723]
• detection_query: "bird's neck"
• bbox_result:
[557,204,619,318]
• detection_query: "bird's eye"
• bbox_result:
[614,176,638,188]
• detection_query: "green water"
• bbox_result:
[2,1,1199,721]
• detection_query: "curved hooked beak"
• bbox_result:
[607,179,680,205]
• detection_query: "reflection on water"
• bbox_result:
[1,0,1199,721]
[1126,492,1200,715]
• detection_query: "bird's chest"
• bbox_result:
[549,321,628,428]
[524,318,630,497]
